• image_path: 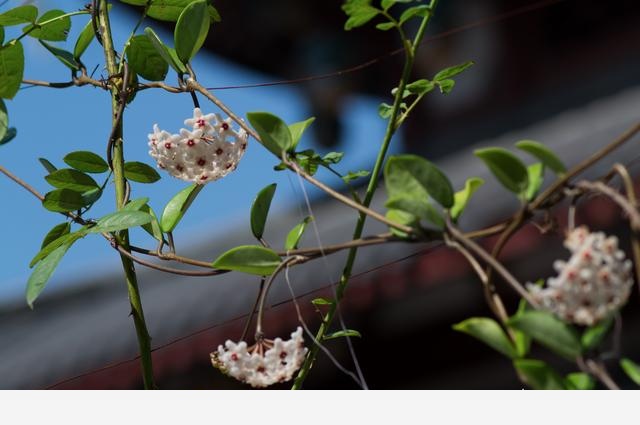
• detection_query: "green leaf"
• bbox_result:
[434,61,474,81]
[160,184,204,232]
[73,19,95,60]
[311,297,332,306]
[63,151,109,173]
[450,177,484,221]
[174,0,210,64]
[41,222,71,249]
[23,9,70,41]
[0,127,16,145]
[404,79,435,97]
[508,311,582,360]
[26,243,72,308]
[122,197,151,212]
[581,317,613,351]
[381,0,418,10]
[288,117,315,150]
[378,102,393,119]
[564,372,595,390]
[324,329,362,340]
[384,154,454,208]
[246,112,293,157]
[620,358,640,386]
[88,210,153,233]
[250,183,277,240]
[399,5,431,25]
[39,40,80,71]
[436,79,455,94]
[0,40,24,99]
[525,163,544,201]
[0,26,4,45]
[385,209,418,239]
[385,196,443,229]
[42,189,86,213]
[515,140,567,175]
[474,147,529,195]
[212,245,282,276]
[124,161,161,183]
[284,216,313,251]
[140,204,165,242]
[144,26,187,74]
[375,22,396,31]
[0,127,18,145]
[342,170,370,183]
[510,298,532,358]
[453,317,518,359]
[130,0,220,22]
[81,187,102,206]
[513,359,566,390]
[127,34,169,81]
[45,168,99,192]
[342,1,380,30]
[321,151,343,164]
[0,98,8,141]
[0,6,38,26]
[38,158,58,174]
[30,231,85,268]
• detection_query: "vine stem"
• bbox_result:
[97,1,156,389]
[292,0,440,389]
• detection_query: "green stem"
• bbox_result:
[13,10,89,44]
[292,0,439,389]
[97,0,156,390]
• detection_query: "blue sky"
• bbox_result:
[0,1,397,303]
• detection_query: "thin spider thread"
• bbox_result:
[283,263,366,389]
[44,243,441,389]
[292,170,369,389]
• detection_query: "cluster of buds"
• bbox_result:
[211,327,308,388]
[528,226,633,326]
[148,108,248,184]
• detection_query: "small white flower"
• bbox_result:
[211,327,308,388]
[527,227,633,326]
[148,108,248,184]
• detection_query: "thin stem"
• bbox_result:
[575,180,640,231]
[255,257,303,338]
[610,164,640,291]
[98,0,156,389]
[293,1,439,389]
[240,279,265,341]
[578,357,620,390]
[531,121,640,211]
[446,218,539,308]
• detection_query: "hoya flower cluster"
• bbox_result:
[211,327,308,388]
[148,108,248,184]
[528,227,633,326]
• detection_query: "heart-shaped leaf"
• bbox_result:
[212,245,282,276]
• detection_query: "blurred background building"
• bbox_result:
[0,0,639,389]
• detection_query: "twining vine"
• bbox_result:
[0,0,639,389]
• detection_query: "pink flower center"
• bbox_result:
[216,148,223,155]
[164,142,172,149]
[187,139,196,147]
[197,158,206,166]
[221,122,229,131]
[197,119,206,128]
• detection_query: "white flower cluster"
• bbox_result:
[210,327,308,388]
[528,227,633,326]
[148,108,248,184]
